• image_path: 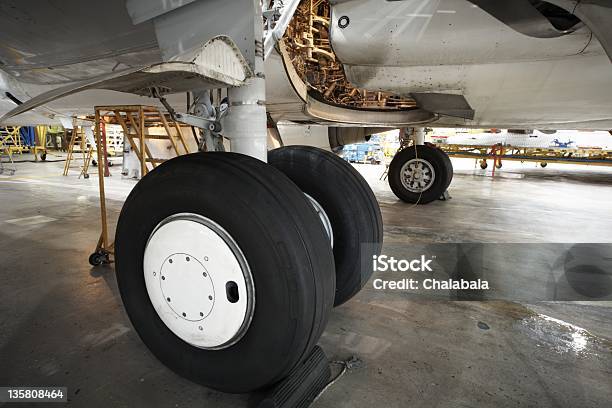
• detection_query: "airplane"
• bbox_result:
[551,138,575,148]
[443,129,612,149]
[1,0,611,395]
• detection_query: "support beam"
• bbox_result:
[399,128,425,148]
[414,128,425,145]
[225,79,268,161]
[222,3,268,162]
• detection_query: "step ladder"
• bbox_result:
[105,105,190,178]
[0,126,25,155]
[63,126,94,178]
[0,127,18,175]
[89,105,192,265]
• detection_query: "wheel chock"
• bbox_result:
[257,346,330,408]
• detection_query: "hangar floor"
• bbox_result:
[1,155,611,407]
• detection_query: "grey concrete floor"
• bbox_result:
[0,153,611,408]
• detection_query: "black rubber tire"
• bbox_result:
[430,145,453,191]
[114,152,335,393]
[480,161,488,169]
[40,153,47,161]
[495,161,503,169]
[83,173,90,179]
[269,146,383,306]
[541,162,548,168]
[388,144,451,204]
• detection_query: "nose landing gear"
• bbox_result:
[388,144,453,204]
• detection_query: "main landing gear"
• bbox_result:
[114,148,383,393]
[388,143,453,204]
[112,3,384,397]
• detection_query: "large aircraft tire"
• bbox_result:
[434,146,453,191]
[269,146,383,306]
[388,144,451,204]
[115,152,335,393]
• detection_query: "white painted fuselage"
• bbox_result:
[1,0,611,135]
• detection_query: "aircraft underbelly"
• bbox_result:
[330,0,592,66]
[345,53,612,129]
[329,0,612,129]
[1,0,611,130]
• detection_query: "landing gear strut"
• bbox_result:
[112,0,379,400]
[388,129,453,204]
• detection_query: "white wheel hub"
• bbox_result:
[143,213,254,349]
[400,158,436,193]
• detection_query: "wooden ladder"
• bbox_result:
[90,105,192,262]
[110,106,189,177]
[63,127,93,178]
